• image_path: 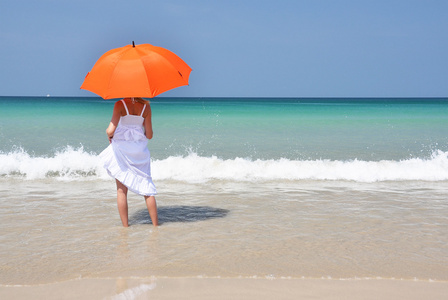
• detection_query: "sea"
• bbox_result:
[1,96,447,286]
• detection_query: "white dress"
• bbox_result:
[99,100,157,196]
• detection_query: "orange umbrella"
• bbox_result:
[80,42,191,99]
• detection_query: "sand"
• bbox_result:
[1,277,447,300]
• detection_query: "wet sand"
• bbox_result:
[2,277,448,300]
[1,179,447,299]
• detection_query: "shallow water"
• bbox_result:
[1,179,447,285]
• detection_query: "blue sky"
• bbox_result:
[1,0,447,97]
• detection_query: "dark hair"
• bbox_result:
[130,97,150,104]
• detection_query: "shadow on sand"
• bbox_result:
[130,205,230,225]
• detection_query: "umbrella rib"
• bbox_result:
[106,50,129,99]
[139,57,155,98]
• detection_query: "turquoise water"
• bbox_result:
[1,96,448,284]
[1,97,447,161]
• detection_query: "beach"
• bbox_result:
[2,277,448,300]
[1,178,447,299]
[1,97,448,298]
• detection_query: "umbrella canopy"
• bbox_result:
[80,42,191,99]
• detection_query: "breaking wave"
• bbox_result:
[1,146,448,182]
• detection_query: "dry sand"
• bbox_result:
[1,277,447,300]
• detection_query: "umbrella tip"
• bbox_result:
[132,41,135,47]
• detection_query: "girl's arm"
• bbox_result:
[143,104,153,140]
[106,101,122,142]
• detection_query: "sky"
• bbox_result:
[1,0,447,98]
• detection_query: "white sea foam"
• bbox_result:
[0,146,109,180]
[153,151,448,182]
[1,146,448,182]
[110,282,156,300]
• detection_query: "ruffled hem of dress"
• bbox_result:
[99,146,157,196]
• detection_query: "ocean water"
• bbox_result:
[1,96,448,285]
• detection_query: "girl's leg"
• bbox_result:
[145,196,158,226]
[116,180,129,227]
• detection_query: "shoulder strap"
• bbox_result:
[121,99,129,115]
[140,104,147,117]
